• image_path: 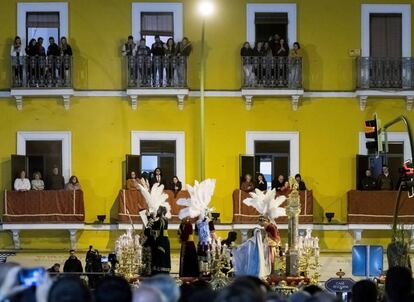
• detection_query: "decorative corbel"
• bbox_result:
[63,95,71,111]
[406,96,413,111]
[177,94,185,111]
[291,95,300,111]
[130,95,137,110]
[15,96,23,111]
[359,95,368,111]
[244,95,253,110]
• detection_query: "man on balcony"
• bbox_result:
[151,35,165,87]
[136,38,151,87]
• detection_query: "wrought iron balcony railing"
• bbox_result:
[241,56,302,89]
[126,55,188,88]
[11,55,72,88]
[357,57,414,89]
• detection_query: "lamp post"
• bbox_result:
[198,1,214,181]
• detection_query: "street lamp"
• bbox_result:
[198,0,214,181]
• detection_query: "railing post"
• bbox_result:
[402,57,412,89]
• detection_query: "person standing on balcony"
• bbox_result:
[288,42,302,88]
[240,173,255,193]
[60,37,72,86]
[269,34,280,55]
[361,169,377,191]
[121,35,136,56]
[14,170,31,192]
[10,36,25,86]
[253,41,265,86]
[37,37,46,56]
[136,38,151,86]
[46,166,65,190]
[255,173,268,191]
[275,38,289,86]
[47,37,60,56]
[65,175,81,191]
[377,165,394,190]
[176,37,192,87]
[31,171,45,191]
[240,42,254,87]
[263,41,274,86]
[26,39,38,86]
[151,35,165,87]
[47,37,61,86]
[164,38,176,87]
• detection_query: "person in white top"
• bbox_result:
[31,172,45,191]
[14,170,31,191]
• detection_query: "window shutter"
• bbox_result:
[141,12,174,36]
[255,12,288,25]
[26,12,60,28]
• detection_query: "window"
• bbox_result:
[131,131,185,185]
[361,4,411,57]
[245,131,299,187]
[16,131,72,182]
[246,3,297,46]
[26,12,60,45]
[17,2,68,46]
[141,12,173,46]
[132,3,183,45]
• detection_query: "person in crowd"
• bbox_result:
[269,34,280,54]
[170,176,182,196]
[60,37,72,56]
[176,37,192,87]
[46,166,65,190]
[121,35,136,56]
[94,276,132,302]
[48,276,91,302]
[65,175,81,191]
[25,39,38,56]
[151,35,165,87]
[133,285,166,302]
[255,173,267,191]
[14,170,30,192]
[31,171,45,190]
[11,36,25,86]
[272,175,289,192]
[141,211,156,276]
[259,216,280,275]
[25,38,39,85]
[253,41,265,85]
[385,266,413,302]
[164,38,176,86]
[37,37,46,56]
[136,38,151,86]
[276,38,289,57]
[295,173,307,191]
[240,42,255,86]
[63,249,83,273]
[140,274,180,302]
[150,167,166,188]
[263,41,274,86]
[288,42,302,88]
[47,263,61,275]
[377,165,394,190]
[178,217,199,277]
[361,169,377,190]
[351,279,377,302]
[127,171,140,190]
[151,206,171,275]
[240,173,255,192]
[47,37,60,56]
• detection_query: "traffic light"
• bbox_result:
[364,114,383,153]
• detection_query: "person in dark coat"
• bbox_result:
[37,37,46,56]
[176,37,192,86]
[47,37,60,56]
[295,173,307,191]
[26,39,38,56]
[60,37,72,56]
[46,166,65,190]
[63,250,83,273]
[170,176,182,196]
[377,165,394,190]
[150,167,166,188]
[151,206,171,275]
[361,169,377,190]
[178,218,199,277]
[136,38,151,86]
[151,35,164,86]
[255,173,267,191]
[140,212,156,276]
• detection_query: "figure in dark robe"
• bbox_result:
[151,206,171,274]
[140,213,156,276]
[178,218,199,277]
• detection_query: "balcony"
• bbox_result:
[356,57,414,111]
[10,55,74,110]
[125,55,189,110]
[240,56,304,110]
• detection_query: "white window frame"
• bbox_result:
[17,2,69,46]
[131,131,185,186]
[361,4,411,57]
[245,131,299,177]
[246,3,297,47]
[358,131,412,160]
[131,2,183,42]
[16,131,72,182]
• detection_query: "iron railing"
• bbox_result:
[126,55,188,88]
[11,55,72,88]
[357,57,414,89]
[241,56,302,89]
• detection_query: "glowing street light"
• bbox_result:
[199,1,214,17]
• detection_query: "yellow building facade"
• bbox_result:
[0,0,413,252]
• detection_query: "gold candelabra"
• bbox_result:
[209,239,232,290]
[115,228,142,281]
[297,229,321,283]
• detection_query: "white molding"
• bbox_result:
[361,4,411,57]
[245,131,299,176]
[17,2,69,46]
[303,91,357,98]
[74,91,127,97]
[358,131,412,160]
[246,3,297,47]
[131,2,183,41]
[189,91,242,97]
[131,131,185,185]
[16,131,72,182]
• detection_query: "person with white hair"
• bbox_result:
[140,274,179,302]
[133,286,166,302]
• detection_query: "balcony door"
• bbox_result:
[370,13,402,57]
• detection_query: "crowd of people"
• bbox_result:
[240,173,306,193]
[13,167,80,191]
[0,263,412,302]
[122,35,192,87]
[126,168,182,194]
[10,36,73,87]
[360,165,403,191]
[240,34,302,87]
